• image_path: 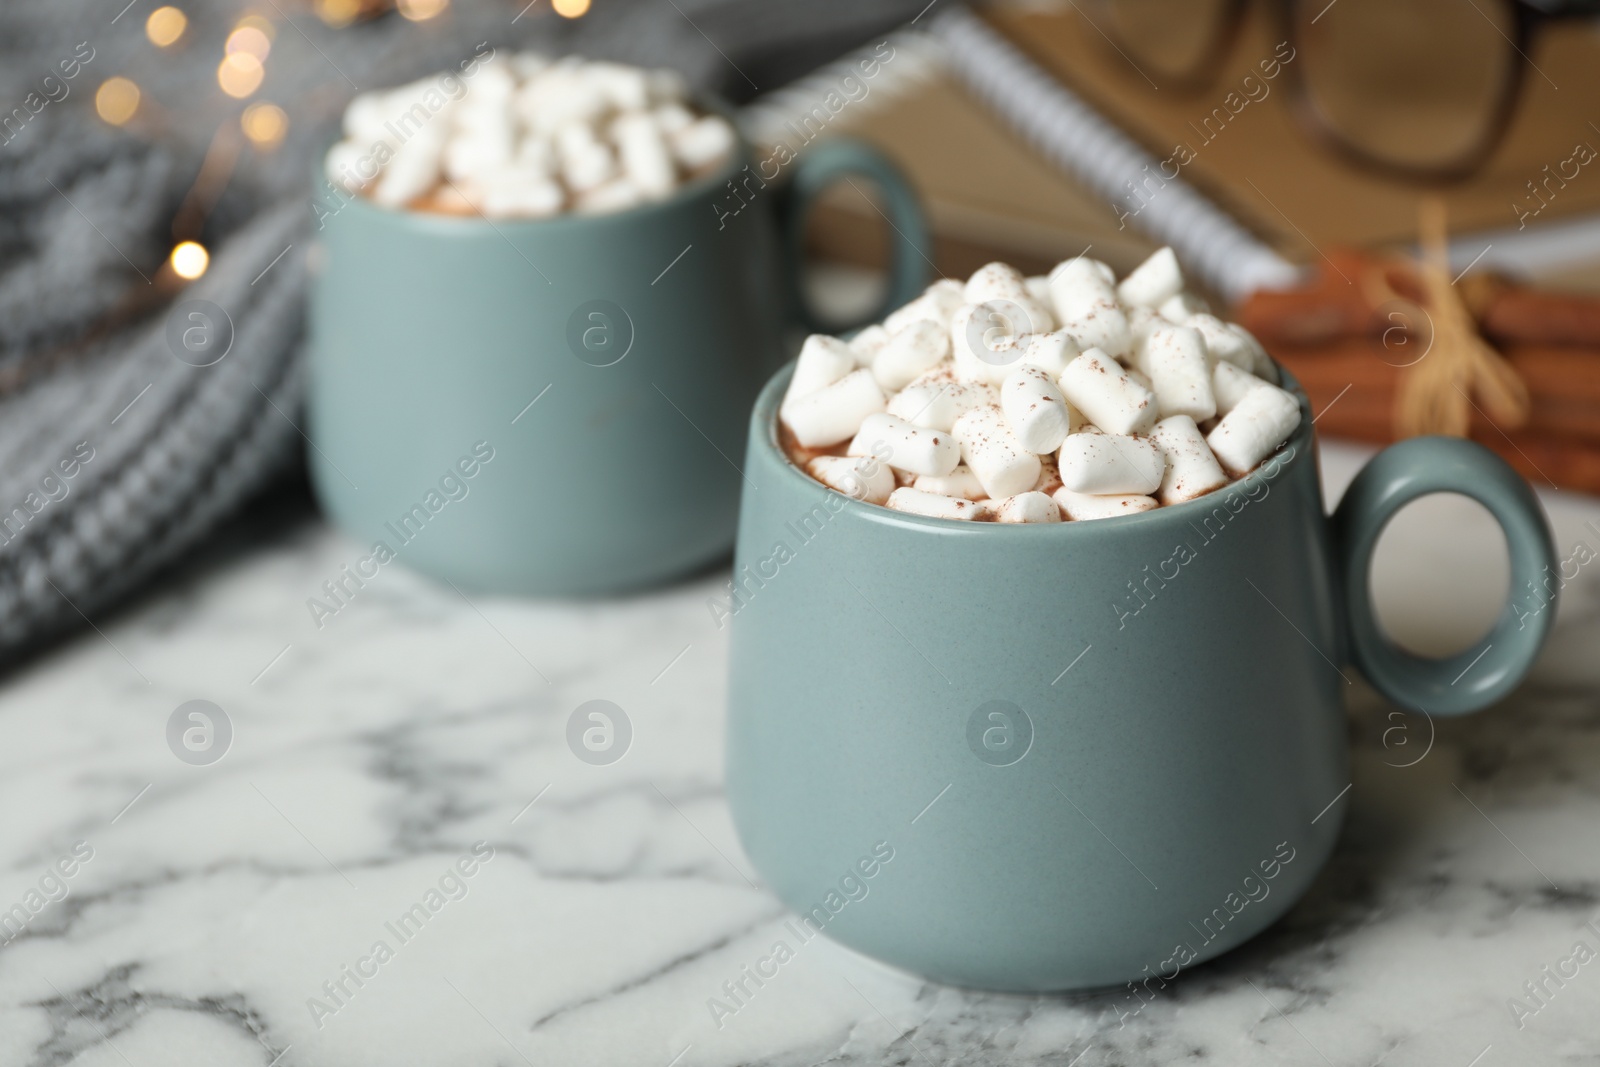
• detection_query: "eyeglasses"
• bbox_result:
[1088,0,1600,181]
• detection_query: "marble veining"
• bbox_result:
[1,442,1598,1066]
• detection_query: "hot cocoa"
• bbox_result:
[326,52,735,219]
[780,249,1301,522]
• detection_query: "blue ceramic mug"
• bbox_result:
[725,363,1556,991]
[306,133,927,596]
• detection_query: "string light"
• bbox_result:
[217,52,265,98]
[314,0,361,27]
[170,241,210,280]
[235,13,275,38]
[145,6,187,47]
[552,0,590,16]
[396,0,449,20]
[225,25,272,62]
[241,102,288,148]
[94,77,141,125]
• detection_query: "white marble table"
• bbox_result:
[2,439,1598,1067]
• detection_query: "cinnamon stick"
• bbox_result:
[1277,340,1600,445]
[1236,246,1600,351]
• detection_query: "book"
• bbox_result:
[758,3,1600,300]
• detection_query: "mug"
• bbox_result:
[724,363,1556,991]
[305,131,928,596]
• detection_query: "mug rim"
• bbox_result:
[312,93,747,237]
[751,358,1317,536]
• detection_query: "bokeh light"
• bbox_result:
[396,0,449,20]
[170,241,209,280]
[225,25,272,62]
[553,0,590,16]
[314,0,360,27]
[217,52,265,98]
[236,13,275,37]
[94,77,141,126]
[145,6,187,47]
[241,102,288,148]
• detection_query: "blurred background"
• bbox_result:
[4,0,1600,660]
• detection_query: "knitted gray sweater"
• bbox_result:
[0,0,923,663]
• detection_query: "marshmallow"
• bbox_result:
[953,405,1042,499]
[885,374,997,432]
[1212,360,1271,416]
[995,491,1062,523]
[1117,247,1184,308]
[1057,348,1158,435]
[1149,415,1228,504]
[516,135,556,171]
[780,251,1302,525]
[884,279,966,334]
[1048,257,1131,358]
[612,111,676,200]
[872,320,950,391]
[913,464,986,500]
[372,128,445,207]
[445,127,516,181]
[965,261,1031,305]
[782,335,855,413]
[1158,291,1210,322]
[1136,324,1216,422]
[653,102,695,134]
[517,64,609,135]
[1015,330,1079,377]
[342,92,392,145]
[574,176,643,214]
[1232,323,1278,382]
[1032,453,1063,495]
[782,368,886,448]
[1024,275,1052,307]
[848,324,891,366]
[848,413,961,477]
[1052,487,1159,521]
[1206,384,1301,474]
[1000,366,1072,455]
[1186,312,1276,381]
[464,64,515,108]
[1007,295,1054,334]
[337,55,733,221]
[325,140,368,190]
[1184,312,1255,372]
[952,301,1051,385]
[808,455,893,505]
[1057,432,1165,495]
[671,115,736,171]
[1125,305,1166,352]
[587,61,650,111]
[557,122,617,192]
[887,487,982,521]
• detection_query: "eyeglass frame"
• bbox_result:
[1086,0,1600,182]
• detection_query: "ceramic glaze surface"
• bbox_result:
[307,138,926,596]
[725,365,1556,991]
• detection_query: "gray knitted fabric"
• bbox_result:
[0,0,926,663]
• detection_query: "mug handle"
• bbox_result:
[780,137,932,333]
[1329,435,1558,715]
